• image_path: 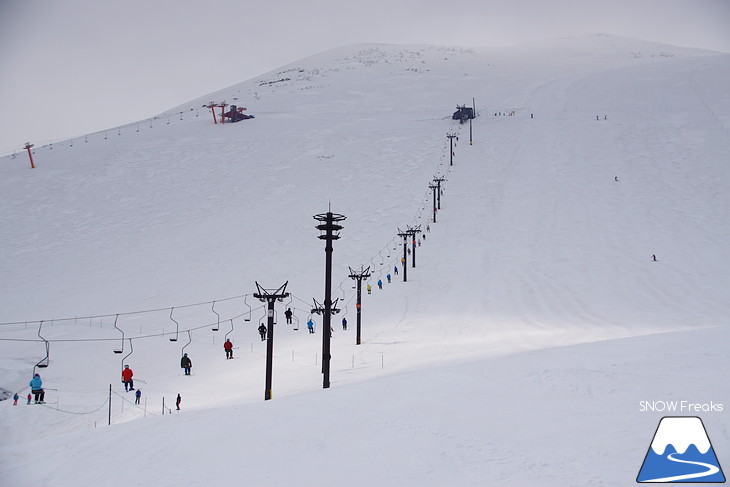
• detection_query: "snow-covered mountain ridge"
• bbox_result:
[1,35,728,486]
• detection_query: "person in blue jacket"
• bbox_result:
[386,273,391,283]
[29,373,45,404]
[307,319,315,334]
[377,279,383,290]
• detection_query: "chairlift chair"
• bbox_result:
[243,295,252,322]
[112,314,124,353]
[211,301,220,331]
[121,338,134,368]
[182,330,192,355]
[169,307,179,342]
[34,321,50,374]
[224,319,235,341]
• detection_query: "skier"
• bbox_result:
[181,353,192,376]
[377,279,383,290]
[307,319,315,334]
[176,394,181,411]
[614,176,619,182]
[342,317,347,330]
[121,364,134,392]
[135,389,142,405]
[13,392,19,405]
[393,266,398,275]
[224,339,233,359]
[426,224,430,232]
[29,373,45,404]
[386,273,391,283]
[258,323,267,341]
[423,234,426,241]
[367,283,372,294]
[284,308,293,324]
[652,254,657,262]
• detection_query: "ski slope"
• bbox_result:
[1,35,728,486]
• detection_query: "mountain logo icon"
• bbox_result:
[637,416,725,483]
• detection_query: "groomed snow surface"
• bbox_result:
[1,35,728,486]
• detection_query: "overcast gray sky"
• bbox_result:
[1,0,729,154]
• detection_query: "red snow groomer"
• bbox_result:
[223,105,254,122]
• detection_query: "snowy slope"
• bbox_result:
[1,35,729,486]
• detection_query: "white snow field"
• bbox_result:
[1,34,729,486]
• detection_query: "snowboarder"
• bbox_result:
[307,319,315,334]
[121,365,134,391]
[29,373,45,404]
[224,338,233,359]
[367,283,372,294]
[377,279,383,290]
[284,308,293,324]
[342,317,347,330]
[386,273,391,283]
[181,353,192,376]
[135,389,142,405]
[176,394,181,411]
[13,392,19,405]
[258,323,267,341]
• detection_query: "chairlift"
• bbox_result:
[33,320,50,374]
[169,307,179,342]
[112,314,124,353]
[224,319,234,341]
[292,313,300,331]
[182,330,192,355]
[378,250,384,265]
[122,338,134,368]
[243,295,252,322]
[211,301,220,331]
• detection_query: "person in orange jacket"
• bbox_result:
[122,364,134,391]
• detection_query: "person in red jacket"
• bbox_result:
[223,339,233,359]
[122,364,134,391]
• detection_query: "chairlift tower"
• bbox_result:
[348,266,371,345]
[253,281,289,401]
[313,209,346,389]
[429,183,439,223]
[432,176,446,210]
[406,225,422,268]
[446,132,458,166]
[397,229,410,281]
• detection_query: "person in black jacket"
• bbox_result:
[258,323,267,341]
[181,353,192,375]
